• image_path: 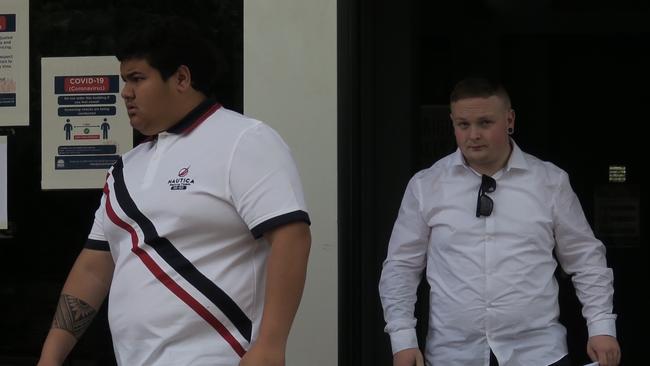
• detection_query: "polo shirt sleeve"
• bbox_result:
[85,191,110,251]
[229,123,310,239]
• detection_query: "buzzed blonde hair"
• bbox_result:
[450,77,511,109]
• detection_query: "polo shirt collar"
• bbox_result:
[166,98,221,134]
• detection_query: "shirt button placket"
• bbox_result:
[484,215,496,342]
[141,135,167,189]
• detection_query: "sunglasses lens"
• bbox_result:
[479,195,493,216]
[476,175,496,217]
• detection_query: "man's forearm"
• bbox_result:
[38,294,98,366]
[52,293,98,339]
[38,328,77,366]
[38,249,114,366]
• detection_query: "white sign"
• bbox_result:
[0,0,29,126]
[0,136,6,229]
[41,56,132,189]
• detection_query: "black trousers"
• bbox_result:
[489,350,572,366]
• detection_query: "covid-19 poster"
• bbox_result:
[41,56,132,189]
[0,0,29,126]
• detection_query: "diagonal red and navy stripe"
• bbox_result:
[103,157,251,357]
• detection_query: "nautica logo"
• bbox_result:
[178,166,190,177]
[169,166,194,190]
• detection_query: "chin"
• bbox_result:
[129,120,145,133]
[134,127,155,136]
[464,149,484,158]
[465,152,489,164]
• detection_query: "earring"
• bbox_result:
[507,127,514,135]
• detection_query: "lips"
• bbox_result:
[126,105,137,116]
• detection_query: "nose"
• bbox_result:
[469,125,481,140]
[120,82,133,100]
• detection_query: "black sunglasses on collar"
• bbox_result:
[476,175,496,217]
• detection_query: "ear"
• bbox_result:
[507,108,516,130]
[173,65,193,92]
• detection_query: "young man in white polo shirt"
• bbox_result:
[38,16,311,366]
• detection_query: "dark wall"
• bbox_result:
[339,1,419,364]
[339,0,647,364]
[0,1,241,364]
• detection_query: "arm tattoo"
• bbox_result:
[51,293,97,340]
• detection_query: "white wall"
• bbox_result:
[243,1,337,365]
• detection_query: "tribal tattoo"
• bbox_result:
[51,293,97,339]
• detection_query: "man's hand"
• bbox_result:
[587,335,621,366]
[394,348,424,366]
[239,342,284,366]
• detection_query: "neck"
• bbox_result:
[176,91,208,120]
[160,91,207,132]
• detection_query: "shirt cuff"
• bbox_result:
[587,317,617,338]
[85,238,110,251]
[389,328,419,355]
[250,210,311,239]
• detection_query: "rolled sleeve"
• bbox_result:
[389,328,420,354]
[587,317,617,338]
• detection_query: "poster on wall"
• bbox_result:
[41,56,131,189]
[0,136,6,229]
[0,0,29,126]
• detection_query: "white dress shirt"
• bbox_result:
[379,141,616,366]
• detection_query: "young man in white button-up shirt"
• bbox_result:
[379,77,620,366]
[37,16,311,366]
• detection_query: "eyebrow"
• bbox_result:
[121,71,143,81]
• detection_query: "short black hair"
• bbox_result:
[450,77,511,108]
[116,15,226,96]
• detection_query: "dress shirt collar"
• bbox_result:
[449,139,530,175]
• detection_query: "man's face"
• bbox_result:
[450,95,515,174]
[120,58,177,136]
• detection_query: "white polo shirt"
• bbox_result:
[86,100,310,366]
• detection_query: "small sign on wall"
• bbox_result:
[41,56,132,189]
[0,0,29,126]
